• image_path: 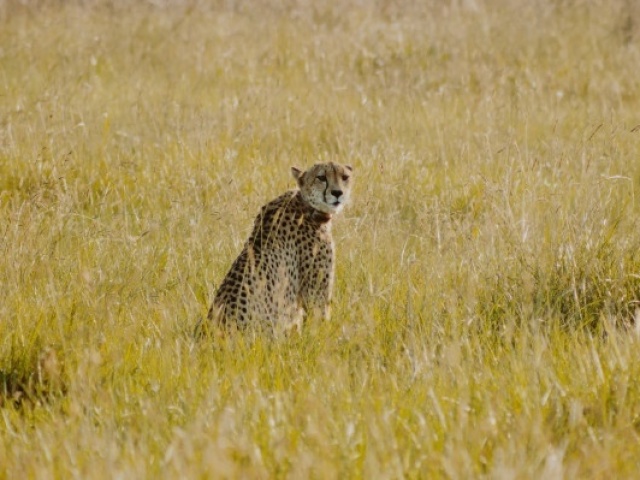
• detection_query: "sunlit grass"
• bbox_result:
[1,0,640,477]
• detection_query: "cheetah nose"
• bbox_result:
[331,189,343,198]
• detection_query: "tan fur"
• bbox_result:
[205,162,353,333]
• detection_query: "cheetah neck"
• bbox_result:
[295,191,333,224]
[310,210,332,224]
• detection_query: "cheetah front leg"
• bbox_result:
[299,261,333,322]
[307,299,330,323]
[301,294,331,322]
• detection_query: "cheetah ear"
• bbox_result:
[291,166,304,186]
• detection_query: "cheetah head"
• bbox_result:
[291,162,353,215]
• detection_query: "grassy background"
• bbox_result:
[1,0,640,477]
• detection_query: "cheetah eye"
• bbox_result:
[317,175,327,182]
[341,175,350,181]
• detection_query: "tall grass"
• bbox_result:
[1,0,640,477]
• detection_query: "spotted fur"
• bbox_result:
[206,162,353,333]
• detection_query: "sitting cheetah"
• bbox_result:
[205,162,353,334]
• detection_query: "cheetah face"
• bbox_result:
[291,162,353,214]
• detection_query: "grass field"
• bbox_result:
[1,0,640,477]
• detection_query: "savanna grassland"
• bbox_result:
[1,0,640,477]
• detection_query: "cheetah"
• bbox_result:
[204,162,353,334]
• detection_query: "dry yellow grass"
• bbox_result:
[1,0,640,477]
